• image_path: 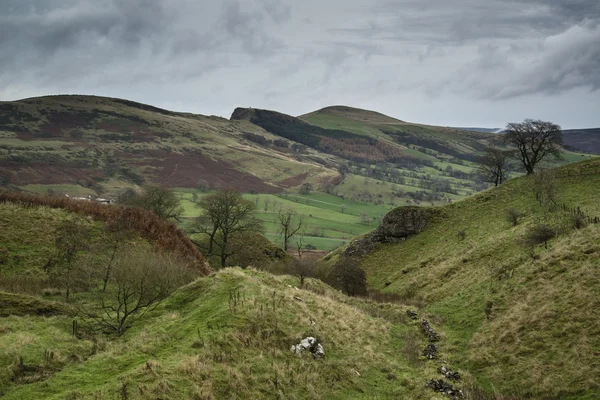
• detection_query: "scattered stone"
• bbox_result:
[438,366,461,382]
[406,310,419,320]
[293,296,304,302]
[290,337,324,359]
[421,319,440,342]
[423,343,438,359]
[425,379,463,399]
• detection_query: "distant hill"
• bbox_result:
[0,95,591,212]
[0,95,336,196]
[561,128,600,154]
[453,127,503,133]
[301,105,405,124]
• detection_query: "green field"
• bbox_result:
[176,190,391,251]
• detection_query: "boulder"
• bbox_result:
[425,379,463,399]
[438,366,461,382]
[423,343,438,359]
[406,310,419,320]
[290,337,324,359]
[421,319,440,342]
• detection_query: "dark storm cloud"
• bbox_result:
[0,0,598,127]
[328,0,600,99]
[0,0,289,86]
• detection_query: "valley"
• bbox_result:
[0,95,599,399]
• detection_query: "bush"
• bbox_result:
[506,208,524,226]
[571,213,588,230]
[327,256,367,296]
[522,223,556,250]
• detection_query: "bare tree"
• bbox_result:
[124,185,183,221]
[287,258,315,287]
[277,207,304,251]
[194,189,264,268]
[340,204,347,214]
[504,119,563,175]
[46,217,92,301]
[77,248,196,335]
[360,212,370,225]
[478,147,512,186]
[100,211,135,291]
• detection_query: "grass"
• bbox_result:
[0,268,446,399]
[176,190,391,251]
[349,158,600,398]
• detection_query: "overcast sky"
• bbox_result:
[1,0,599,128]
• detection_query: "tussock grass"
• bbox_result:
[1,268,441,399]
[354,158,600,398]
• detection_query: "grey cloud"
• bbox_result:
[0,0,598,127]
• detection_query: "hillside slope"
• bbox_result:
[339,158,600,399]
[1,268,453,399]
[0,95,337,196]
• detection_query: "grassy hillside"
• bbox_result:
[0,199,479,399]
[0,95,336,196]
[1,268,462,399]
[342,158,600,399]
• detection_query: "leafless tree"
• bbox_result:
[277,207,304,251]
[77,248,196,335]
[478,147,512,186]
[46,217,92,301]
[194,189,264,268]
[123,185,183,221]
[504,119,563,175]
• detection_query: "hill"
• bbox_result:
[301,105,405,125]
[0,95,337,196]
[562,128,600,154]
[327,158,600,399]
[1,267,460,399]
[1,95,593,252]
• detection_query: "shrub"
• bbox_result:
[506,208,524,226]
[327,256,367,296]
[571,213,587,230]
[522,223,556,250]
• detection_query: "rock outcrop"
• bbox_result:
[421,319,440,342]
[290,337,324,359]
[438,366,461,382]
[345,206,441,256]
[425,379,463,399]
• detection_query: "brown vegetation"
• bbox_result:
[0,190,210,274]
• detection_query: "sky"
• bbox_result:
[0,0,599,129]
